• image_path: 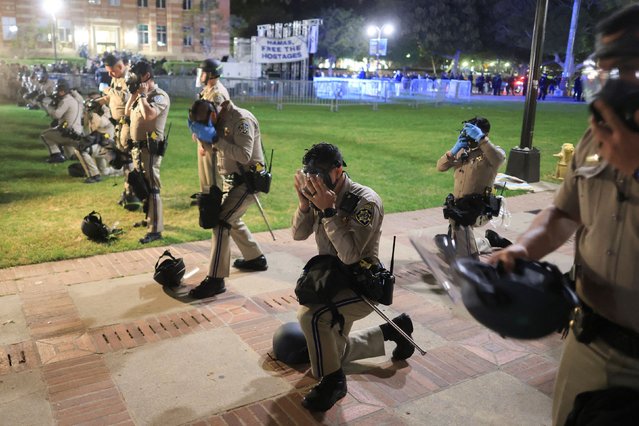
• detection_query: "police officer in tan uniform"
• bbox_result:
[292,143,415,412]
[436,117,506,256]
[41,79,83,163]
[125,61,170,244]
[97,54,133,204]
[188,100,268,298]
[490,5,639,424]
[75,93,118,183]
[194,58,229,195]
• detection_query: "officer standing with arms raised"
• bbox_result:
[490,4,639,424]
[194,58,229,195]
[436,117,507,256]
[292,142,415,412]
[41,79,83,163]
[97,54,134,205]
[125,61,170,244]
[188,100,268,298]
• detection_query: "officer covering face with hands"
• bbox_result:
[489,4,639,425]
[292,143,415,412]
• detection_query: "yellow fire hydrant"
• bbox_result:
[553,143,575,180]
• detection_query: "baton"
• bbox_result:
[252,194,276,241]
[359,295,427,356]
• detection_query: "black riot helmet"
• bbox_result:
[452,258,579,340]
[153,250,186,288]
[199,58,223,78]
[272,322,310,365]
[54,78,70,95]
[81,211,111,242]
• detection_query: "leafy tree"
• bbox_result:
[315,8,367,67]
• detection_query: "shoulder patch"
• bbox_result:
[152,95,163,104]
[213,94,225,106]
[354,202,374,226]
[237,120,250,135]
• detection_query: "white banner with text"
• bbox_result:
[254,36,309,64]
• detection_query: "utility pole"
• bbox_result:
[505,0,549,183]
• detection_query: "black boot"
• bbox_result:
[301,369,347,412]
[380,313,415,360]
[485,230,512,248]
[139,232,162,244]
[46,153,66,163]
[189,276,226,299]
[233,255,268,271]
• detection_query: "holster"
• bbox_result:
[148,139,167,156]
[239,163,272,194]
[349,260,395,306]
[196,185,223,229]
[127,169,149,200]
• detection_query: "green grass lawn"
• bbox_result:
[0,99,588,268]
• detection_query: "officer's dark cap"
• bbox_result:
[302,142,347,171]
[131,60,154,79]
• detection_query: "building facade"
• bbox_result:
[0,0,230,60]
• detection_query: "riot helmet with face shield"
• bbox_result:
[581,3,639,132]
[196,58,223,88]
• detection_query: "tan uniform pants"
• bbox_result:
[207,182,263,278]
[552,330,639,425]
[116,123,133,196]
[197,145,223,194]
[298,288,385,379]
[134,146,163,233]
[41,128,78,157]
[451,222,492,257]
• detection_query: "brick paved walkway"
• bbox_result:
[0,191,567,425]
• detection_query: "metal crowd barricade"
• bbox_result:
[48,74,471,110]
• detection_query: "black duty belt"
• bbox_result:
[572,301,639,359]
[223,173,244,186]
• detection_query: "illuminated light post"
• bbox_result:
[367,23,393,71]
[43,0,62,64]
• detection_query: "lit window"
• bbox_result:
[1,17,17,41]
[157,25,167,47]
[138,24,149,44]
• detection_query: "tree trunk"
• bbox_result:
[560,0,581,96]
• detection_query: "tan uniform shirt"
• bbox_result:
[47,93,83,134]
[129,85,170,141]
[200,80,230,106]
[215,101,264,174]
[292,175,384,266]
[87,106,115,136]
[437,138,506,198]
[105,76,129,120]
[554,129,639,334]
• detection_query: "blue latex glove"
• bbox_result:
[462,122,485,142]
[187,119,217,144]
[450,134,470,156]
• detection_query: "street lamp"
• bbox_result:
[367,23,393,71]
[43,0,62,64]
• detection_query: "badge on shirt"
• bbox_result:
[354,203,374,226]
[153,95,163,104]
[214,94,224,105]
[238,121,250,135]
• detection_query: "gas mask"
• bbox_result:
[302,165,337,190]
[582,59,639,133]
[125,71,144,94]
